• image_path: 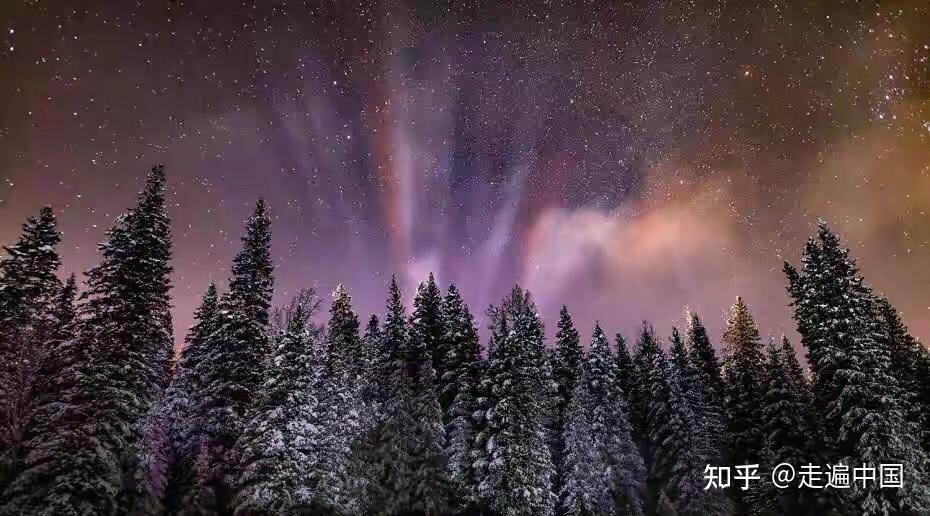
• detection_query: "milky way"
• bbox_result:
[1,1,929,348]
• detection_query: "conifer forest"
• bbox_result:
[4,2,930,516]
[0,166,928,516]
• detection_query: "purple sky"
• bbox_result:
[2,1,928,352]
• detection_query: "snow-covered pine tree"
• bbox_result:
[719,297,766,497]
[455,302,509,513]
[784,221,930,515]
[437,283,479,427]
[412,274,447,408]
[685,311,726,450]
[194,199,274,514]
[0,275,81,515]
[304,284,364,514]
[875,296,930,453]
[613,333,635,405]
[665,328,731,516]
[549,305,582,499]
[58,165,174,515]
[561,323,645,516]
[438,282,483,508]
[232,297,316,515]
[446,361,484,510]
[364,276,451,515]
[630,322,672,513]
[159,283,220,516]
[0,206,62,489]
[757,336,814,515]
[362,314,383,375]
[473,286,556,516]
[559,383,599,516]
[356,314,385,410]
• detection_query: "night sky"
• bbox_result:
[2,1,929,348]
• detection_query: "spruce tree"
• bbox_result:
[364,277,451,515]
[784,221,930,514]
[438,282,482,508]
[0,206,62,489]
[875,297,930,452]
[455,303,509,513]
[561,323,645,516]
[358,314,384,407]
[473,286,556,516]
[665,328,731,516]
[159,284,220,515]
[437,283,479,427]
[362,314,383,373]
[720,297,766,513]
[446,358,484,510]
[412,273,447,410]
[550,305,582,499]
[195,199,274,514]
[48,165,174,515]
[685,311,726,450]
[0,276,81,515]
[613,333,636,405]
[630,322,671,513]
[757,336,814,515]
[232,298,316,515]
[305,284,363,514]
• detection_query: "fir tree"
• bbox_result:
[364,277,451,515]
[437,283,479,427]
[720,297,766,513]
[54,165,174,515]
[630,322,671,513]
[784,221,930,514]
[613,333,636,405]
[232,298,316,515]
[757,336,813,515]
[446,358,484,510]
[875,297,930,452]
[195,199,274,514]
[561,323,645,516]
[160,284,220,516]
[438,283,482,508]
[685,311,725,450]
[473,286,556,516]
[665,328,731,516]
[362,314,383,374]
[305,284,364,514]
[0,276,82,515]
[0,207,62,489]
[412,273,447,411]
[549,305,582,499]
[357,314,385,408]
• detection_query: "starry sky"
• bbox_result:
[1,1,929,348]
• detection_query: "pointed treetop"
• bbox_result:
[723,297,761,354]
[636,321,661,354]
[143,164,166,195]
[614,333,630,358]
[332,283,351,303]
[201,281,218,305]
[589,321,609,354]
[443,282,465,312]
[61,273,78,295]
[286,300,309,336]
[778,335,805,380]
[389,274,400,297]
[556,306,580,343]
[365,313,380,334]
[670,326,685,355]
